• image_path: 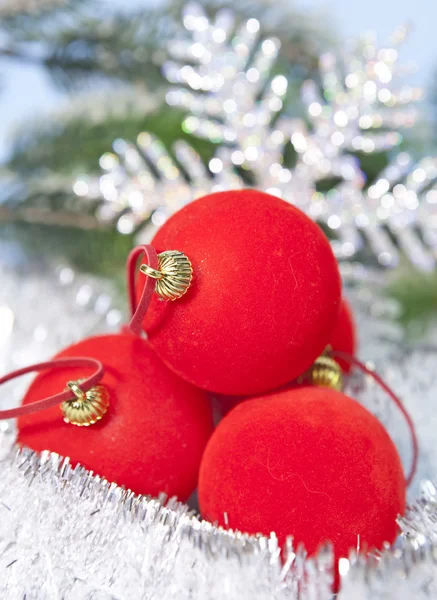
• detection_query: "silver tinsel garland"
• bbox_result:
[0,440,335,600]
[1,438,437,599]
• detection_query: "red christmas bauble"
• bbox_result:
[18,334,213,501]
[199,386,405,558]
[140,189,341,395]
[329,298,357,373]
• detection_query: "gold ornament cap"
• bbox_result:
[61,379,110,426]
[297,350,343,391]
[140,250,193,301]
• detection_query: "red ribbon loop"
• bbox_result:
[0,357,104,419]
[124,244,159,337]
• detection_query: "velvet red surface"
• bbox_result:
[140,189,341,395]
[329,298,357,373]
[198,386,405,559]
[18,334,213,501]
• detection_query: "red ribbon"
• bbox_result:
[123,244,158,337]
[0,245,159,419]
[0,357,104,419]
[330,350,418,488]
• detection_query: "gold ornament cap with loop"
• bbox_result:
[297,346,343,391]
[61,379,110,426]
[140,250,193,301]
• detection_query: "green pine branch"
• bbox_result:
[0,0,333,93]
[3,93,214,193]
[385,265,437,334]
[1,3,164,90]
[0,220,133,284]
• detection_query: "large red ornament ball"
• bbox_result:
[199,386,405,558]
[140,189,341,396]
[18,334,213,501]
[329,298,357,373]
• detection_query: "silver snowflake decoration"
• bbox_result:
[164,6,420,190]
[163,5,420,189]
[316,153,437,269]
[73,3,437,270]
[164,5,288,165]
[163,4,434,269]
[74,132,245,237]
[163,3,365,206]
[299,25,421,158]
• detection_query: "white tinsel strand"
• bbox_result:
[339,480,437,598]
[338,541,437,599]
[400,481,437,545]
[0,446,335,599]
[2,443,437,599]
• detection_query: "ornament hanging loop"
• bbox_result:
[0,358,105,421]
[140,264,163,280]
[67,380,87,401]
